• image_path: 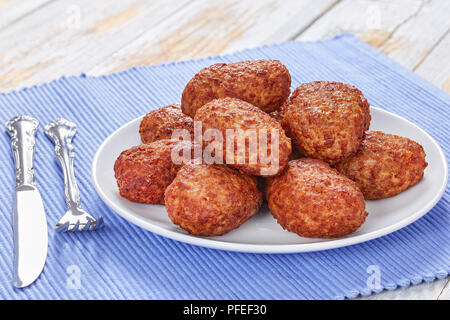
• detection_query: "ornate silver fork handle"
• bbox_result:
[45,119,103,232]
[45,119,80,210]
[6,115,39,189]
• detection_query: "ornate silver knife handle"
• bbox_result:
[44,119,81,210]
[6,115,39,188]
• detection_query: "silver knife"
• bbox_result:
[6,115,48,288]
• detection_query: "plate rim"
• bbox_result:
[91,106,448,254]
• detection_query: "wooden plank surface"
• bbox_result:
[0,0,338,92]
[359,278,449,300]
[378,0,450,70]
[0,0,51,29]
[415,31,450,92]
[296,0,422,46]
[438,279,450,300]
[0,0,447,300]
[0,0,192,92]
[87,0,338,75]
[296,0,450,90]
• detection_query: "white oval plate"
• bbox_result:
[92,107,447,253]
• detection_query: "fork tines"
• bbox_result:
[56,216,104,233]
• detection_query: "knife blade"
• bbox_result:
[6,115,48,288]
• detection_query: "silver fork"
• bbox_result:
[44,119,103,232]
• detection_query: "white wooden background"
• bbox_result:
[0,0,448,299]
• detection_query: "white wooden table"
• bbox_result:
[1,0,448,300]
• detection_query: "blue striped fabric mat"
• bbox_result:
[0,34,448,299]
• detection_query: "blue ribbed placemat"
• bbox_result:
[0,34,448,300]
